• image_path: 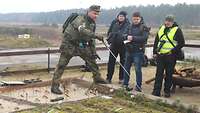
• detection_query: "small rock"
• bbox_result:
[130,95,135,98]
[34,98,40,102]
[35,89,40,92]
[20,94,24,98]
[42,95,48,99]
[101,95,112,99]
[73,88,76,91]
[109,88,114,93]
[14,107,19,110]
[50,97,64,102]
[0,104,3,109]
[114,108,123,112]
[44,90,50,94]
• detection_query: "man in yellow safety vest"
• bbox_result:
[152,14,185,98]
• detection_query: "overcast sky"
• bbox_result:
[0,0,199,13]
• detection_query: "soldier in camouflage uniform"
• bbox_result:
[51,5,108,94]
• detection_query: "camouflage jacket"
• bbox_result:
[64,14,97,42]
[61,14,98,55]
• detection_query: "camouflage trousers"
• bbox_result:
[52,41,100,85]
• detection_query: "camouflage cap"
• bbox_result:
[88,5,101,12]
[165,14,175,22]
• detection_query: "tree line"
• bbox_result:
[0,3,199,27]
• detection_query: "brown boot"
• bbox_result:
[93,76,108,84]
[51,83,63,95]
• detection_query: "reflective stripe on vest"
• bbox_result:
[157,25,178,54]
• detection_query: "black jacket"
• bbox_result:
[107,18,130,46]
[126,23,149,53]
[153,23,185,55]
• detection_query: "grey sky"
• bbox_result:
[0,0,199,13]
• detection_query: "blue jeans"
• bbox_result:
[123,52,144,88]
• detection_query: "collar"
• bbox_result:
[85,15,95,23]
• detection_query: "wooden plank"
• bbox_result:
[0,77,77,93]
[0,77,115,96]
[0,81,26,85]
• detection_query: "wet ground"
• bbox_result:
[0,68,121,113]
[0,40,200,112]
[0,65,200,112]
[0,78,100,113]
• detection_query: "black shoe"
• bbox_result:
[93,76,108,84]
[51,87,63,95]
[118,80,123,84]
[122,85,133,91]
[164,93,171,98]
[81,68,91,72]
[106,79,112,84]
[135,86,142,92]
[152,92,160,97]
[108,80,112,84]
[51,84,63,95]
[81,65,91,72]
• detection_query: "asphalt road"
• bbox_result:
[0,40,199,69]
[0,49,109,69]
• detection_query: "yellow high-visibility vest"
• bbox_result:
[157,25,178,54]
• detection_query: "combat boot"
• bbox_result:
[51,83,63,95]
[93,76,108,84]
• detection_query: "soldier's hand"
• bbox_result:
[96,35,104,41]
[92,54,101,60]
[153,54,157,59]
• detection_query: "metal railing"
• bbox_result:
[0,44,199,75]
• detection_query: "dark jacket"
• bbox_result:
[153,22,185,55]
[126,23,149,53]
[107,18,130,46]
